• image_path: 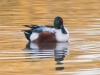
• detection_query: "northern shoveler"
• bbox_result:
[22,16,69,42]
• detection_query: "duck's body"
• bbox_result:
[22,16,69,42]
[22,25,57,42]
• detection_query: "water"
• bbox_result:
[0,0,100,75]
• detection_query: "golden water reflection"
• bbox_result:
[0,0,100,75]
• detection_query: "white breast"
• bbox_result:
[55,27,69,42]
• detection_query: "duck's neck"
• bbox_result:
[60,25,67,34]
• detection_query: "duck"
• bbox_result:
[22,16,69,43]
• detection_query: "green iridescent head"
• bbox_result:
[54,16,67,34]
[54,16,63,29]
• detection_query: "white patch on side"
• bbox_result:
[24,31,29,34]
[22,30,29,34]
[30,32,39,41]
[55,27,69,42]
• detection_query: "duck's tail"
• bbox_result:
[23,24,54,29]
[23,25,39,29]
[21,30,32,41]
[24,25,30,28]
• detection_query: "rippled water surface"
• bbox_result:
[0,0,100,75]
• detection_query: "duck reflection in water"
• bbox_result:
[24,42,69,70]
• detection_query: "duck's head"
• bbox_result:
[54,16,67,34]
